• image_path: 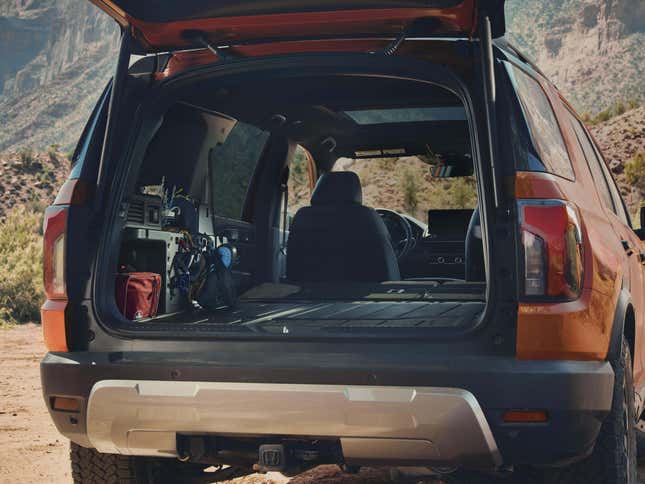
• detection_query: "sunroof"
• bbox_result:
[344,107,467,125]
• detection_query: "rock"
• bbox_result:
[505,0,643,115]
[544,36,563,56]
[610,160,624,174]
[582,4,600,28]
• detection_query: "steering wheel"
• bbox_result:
[376,208,415,260]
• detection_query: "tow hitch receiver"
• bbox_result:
[177,434,341,474]
[258,444,287,472]
[254,440,342,474]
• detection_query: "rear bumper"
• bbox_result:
[41,351,614,468]
[87,381,500,468]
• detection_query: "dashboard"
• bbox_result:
[379,209,473,280]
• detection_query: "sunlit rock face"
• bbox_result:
[506,0,644,113]
[0,0,642,151]
[0,0,118,151]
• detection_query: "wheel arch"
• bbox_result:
[608,288,635,365]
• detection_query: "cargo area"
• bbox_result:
[107,69,489,336]
[133,281,486,334]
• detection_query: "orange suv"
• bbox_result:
[40,1,644,482]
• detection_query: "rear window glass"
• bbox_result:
[506,64,574,180]
[344,107,467,124]
[210,122,269,220]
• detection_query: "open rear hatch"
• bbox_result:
[83,0,509,341]
[90,0,507,52]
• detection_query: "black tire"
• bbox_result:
[70,442,152,483]
[545,335,638,484]
[70,442,253,483]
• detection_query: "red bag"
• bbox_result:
[115,272,161,320]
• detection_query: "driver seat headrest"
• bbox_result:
[310,172,362,206]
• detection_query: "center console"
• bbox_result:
[400,209,474,279]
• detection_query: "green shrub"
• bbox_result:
[290,147,309,187]
[287,147,313,210]
[593,109,612,124]
[18,147,35,169]
[447,177,478,208]
[377,157,398,171]
[585,99,641,125]
[47,144,60,164]
[25,192,48,217]
[399,168,420,215]
[627,99,640,110]
[625,153,645,185]
[36,167,53,188]
[0,208,43,326]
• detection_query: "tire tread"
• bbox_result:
[70,442,139,484]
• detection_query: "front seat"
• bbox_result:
[286,172,400,283]
[465,207,485,282]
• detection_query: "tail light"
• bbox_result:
[41,179,89,352]
[43,207,67,299]
[42,206,68,351]
[518,200,584,300]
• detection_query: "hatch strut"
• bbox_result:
[182,30,235,61]
[380,29,407,56]
[478,10,502,208]
[378,17,439,56]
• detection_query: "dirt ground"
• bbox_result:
[0,324,70,483]
[2,323,645,484]
[0,324,423,484]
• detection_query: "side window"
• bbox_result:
[567,113,616,214]
[287,145,314,214]
[591,141,631,225]
[506,64,574,180]
[209,121,269,221]
[69,83,111,179]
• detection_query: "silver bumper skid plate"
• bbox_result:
[87,380,502,468]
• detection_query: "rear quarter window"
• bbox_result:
[567,112,616,213]
[70,84,111,179]
[505,63,574,180]
[209,122,269,221]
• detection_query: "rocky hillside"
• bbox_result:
[506,0,644,113]
[0,0,642,152]
[0,149,68,219]
[590,105,645,216]
[0,0,118,152]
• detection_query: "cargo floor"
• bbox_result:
[142,281,485,334]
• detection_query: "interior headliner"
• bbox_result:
[179,74,471,162]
